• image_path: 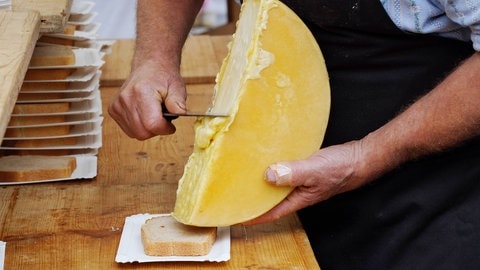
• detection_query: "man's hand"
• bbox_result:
[108,61,187,140]
[243,141,369,225]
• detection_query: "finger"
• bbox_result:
[265,157,321,187]
[163,82,187,114]
[119,99,157,140]
[243,189,306,225]
[131,105,159,140]
[265,161,307,186]
[136,90,176,136]
[109,90,159,139]
[265,162,293,186]
[108,99,137,138]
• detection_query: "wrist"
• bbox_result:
[132,47,181,72]
[353,130,407,183]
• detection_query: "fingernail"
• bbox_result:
[265,163,292,185]
[176,101,187,111]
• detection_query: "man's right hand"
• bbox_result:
[108,60,187,140]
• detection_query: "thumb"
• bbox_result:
[164,86,187,114]
[265,161,306,187]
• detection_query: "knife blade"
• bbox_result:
[163,112,229,118]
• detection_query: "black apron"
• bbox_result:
[278,1,480,269]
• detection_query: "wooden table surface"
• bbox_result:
[0,36,320,269]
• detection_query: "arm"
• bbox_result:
[108,0,204,140]
[355,52,480,185]
[245,52,480,225]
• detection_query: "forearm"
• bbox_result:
[353,52,480,187]
[108,0,204,139]
[134,0,204,70]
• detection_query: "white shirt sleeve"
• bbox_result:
[381,0,480,51]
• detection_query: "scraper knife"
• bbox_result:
[163,112,229,119]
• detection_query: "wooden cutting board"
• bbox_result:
[0,11,40,143]
[12,0,72,33]
[101,35,233,87]
[181,35,224,84]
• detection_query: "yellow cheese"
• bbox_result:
[172,0,330,226]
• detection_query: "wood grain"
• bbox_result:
[11,0,72,33]
[181,35,222,84]
[0,11,40,143]
[101,35,233,87]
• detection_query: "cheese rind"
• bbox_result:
[173,0,330,226]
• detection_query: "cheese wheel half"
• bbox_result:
[173,0,330,226]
